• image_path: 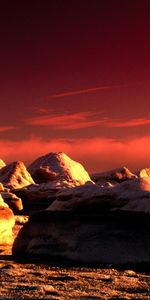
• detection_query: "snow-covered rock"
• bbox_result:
[28,152,92,187]
[0,161,35,189]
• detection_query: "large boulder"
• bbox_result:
[13,178,150,265]
[28,152,92,187]
[0,161,35,189]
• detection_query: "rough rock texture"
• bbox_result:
[91,167,137,184]
[1,192,23,214]
[28,152,92,187]
[0,161,35,189]
[13,178,150,265]
[0,159,6,169]
[0,205,15,245]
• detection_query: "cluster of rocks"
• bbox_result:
[1,152,150,266]
[0,152,92,246]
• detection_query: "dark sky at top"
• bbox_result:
[0,1,150,171]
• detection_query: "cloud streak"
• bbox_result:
[26,112,104,130]
[106,118,150,128]
[0,126,16,132]
[27,111,150,131]
[46,84,125,99]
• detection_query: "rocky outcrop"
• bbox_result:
[1,192,23,214]
[28,152,92,187]
[0,161,35,189]
[0,205,15,245]
[91,167,137,185]
[13,178,150,265]
[13,183,61,213]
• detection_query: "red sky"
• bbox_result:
[1,0,150,172]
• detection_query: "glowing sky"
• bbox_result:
[1,1,150,172]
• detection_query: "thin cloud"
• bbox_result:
[107,118,150,128]
[0,126,16,132]
[26,112,104,130]
[46,84,126,99]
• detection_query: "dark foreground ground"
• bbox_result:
[0,224,150,300]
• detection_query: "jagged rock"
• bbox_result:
[0,159,6,169]
[91,167,137,184]
[1,192,23,214]
[0,206,15,245]
[28,152,92,187]
[0,161,35,189]
[12,178,150,265]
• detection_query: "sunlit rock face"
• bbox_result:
[91,167,137,185]
[0,202,15,245]
[0,159,6,169]
[0,183,4,192]
[13,177,150,264]
[28,152,92,187]
[0,161,35,189]
[139,167,150,178]
[0,194,8,208]
[1,192,23,214]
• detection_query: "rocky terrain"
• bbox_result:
[0,152,150,299]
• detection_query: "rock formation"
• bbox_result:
[0,161,35,189]
[91,166,137,185]
[13,182,61,213]
[13,177,150,265]
[0,194,15,245]
[1,192,23,214]
[0,205,15,245]
[28,152,92,187]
